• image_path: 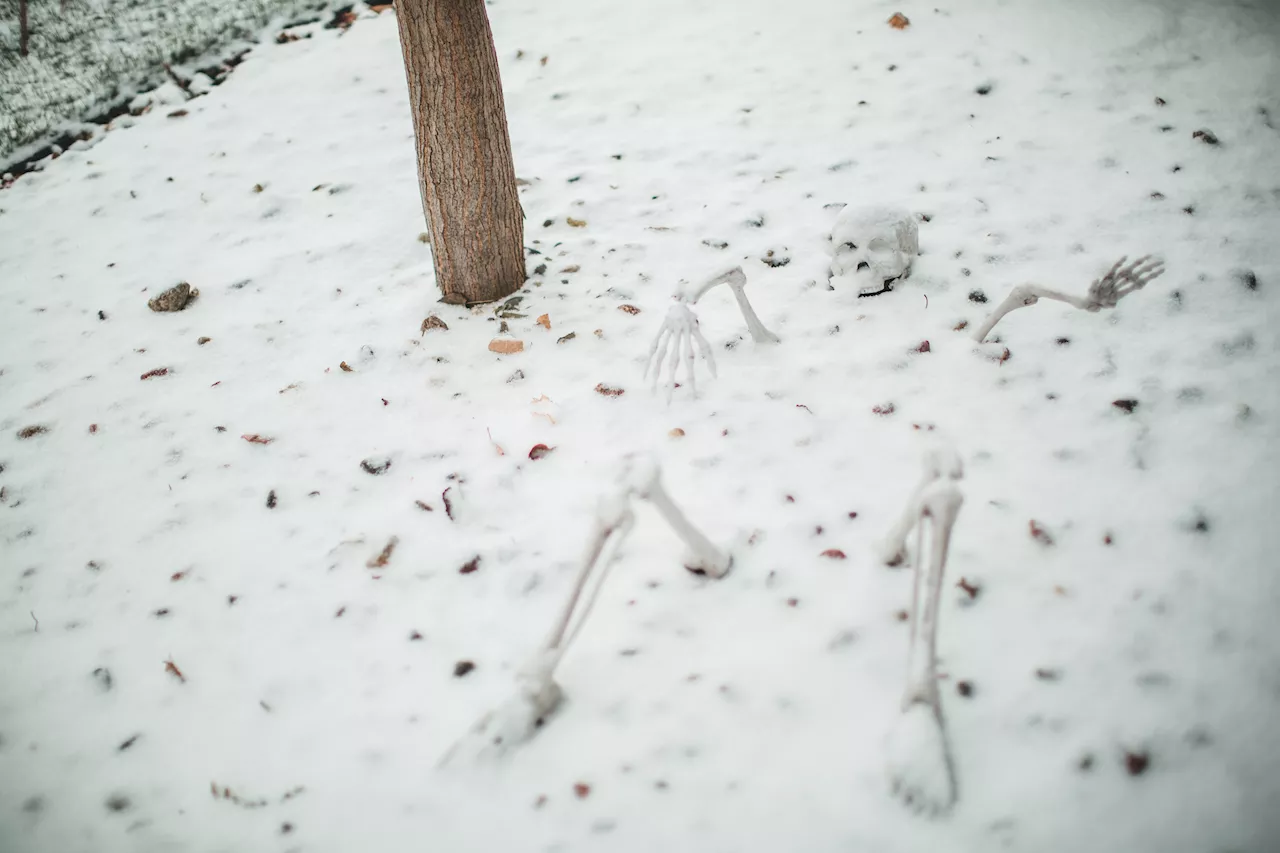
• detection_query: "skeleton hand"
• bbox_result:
[645,303,717,403]
[1085,255,1165,311]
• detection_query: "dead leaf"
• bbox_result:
[415,500,433,512]
[339,361,353,372]
[953,320,969,331]
[531,394,552,404]
[619,304,641,315]
[888,12,910,29]
[487,428,506,456]
[820,549,847,559]
[560,265,580,273]
[1029,520,1054,546]
[573,782,590,799]
[533,412,557,425]
[956,577,981,598]
[266,490,277,509]
[454,660,476,676]
[536,314,551,330]
[252,183,265,193]
[669,428,685,437]
[442,487,456,520]
[171,571,187,581]
[167,109,189,119]
[164,659,186,683]
[421,315,448,334]
[367,537,398,569]
[459,555,480,574]
[872,402,895,416]
[17,425,49,439]
[566,217,587,228]
[557,332,576,344]
[593,329,603,338]
[595,383,625,397]
[540,55,549,66]
[241,434,274,445]
[140,367,169,380]
[529,444,555,460]
[489,339,525,354]
[197,336,211,345]
[914,340,931,353]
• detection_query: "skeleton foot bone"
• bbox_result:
[646,266,778,402]
[878,449,965,814]
[441,455,730,765]
[971,255,1165,342]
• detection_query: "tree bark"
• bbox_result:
[395,0,525,306]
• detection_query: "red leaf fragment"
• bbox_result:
[335,606,346,618]
[914,340,931,353]
[164,658,186,683]
[241,434,274,445]
[619,304,641,315]
[366,537,398,569]
[89,423,99,434]
[820,549,847,559]
[529,443,555,460]
[573,783,591,799]
[872,402,896,416]
[339,361,353,372]
[594,383,625,397]
[888,12,910,28]
[415,500,433,512]
[170,571,186,582]
[409,631,423,641]
[1124,750,1150,776]
[1029,520,1054,546]
[459,555,480,574]
[140,367,169,380]
[442,486,456,520]
[1103,531,1114,545]
[786,597,799,608]
[381,398,389,406]
[796,404,813,414]
[956,577,981,599]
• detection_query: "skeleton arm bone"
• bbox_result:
[877,446,964,566]
[971,255,1165,343]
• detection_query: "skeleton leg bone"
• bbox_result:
[441,457,730,764]
[876,446,964,567]
[886,480,964,816]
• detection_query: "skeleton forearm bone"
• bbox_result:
[972,255,1165,342]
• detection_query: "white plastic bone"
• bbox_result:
[876,446,963,567]
[971,255,1165,342]
[828,205,919,295]
[441,456,730,764]
[646,266,778,402]
[883,473,964,816]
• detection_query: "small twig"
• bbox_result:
[19,0,30,57]
[30,611,38,632]
[163,62,196,99]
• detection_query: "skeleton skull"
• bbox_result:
[828,205,919,295]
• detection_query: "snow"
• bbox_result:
[2,0,1280,851]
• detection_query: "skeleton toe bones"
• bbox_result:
[441,455,730,764]
[645,266,778,402]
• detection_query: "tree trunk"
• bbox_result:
[395,0,525,306]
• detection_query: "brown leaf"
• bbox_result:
[339,361,353,372]
[557,332,576,344]
[442,486,456,520]
[619,304,641,315]
[414,500,433,512]
[820,549,847,559]
[1124,750,1150,776]
[140,367,169,380]
[17,425,49,439]
[167,109,189,118]
[595,383,625,397]
[914,340,931,353]
[164,659,186,683]
[360,457,391,475]
[88,424,99,434]
[536,313,551,330]
[366,537,398,569]
[459,555,480,574]
[197,336,211,345]
[420,315,448,334]
[454,660,476,677]
[528,443,555,460]
[669,428,685,437]
[171,571,187,581]
[956,577,981,599]
[241,434,274,445]
[560,265,580,273]
[573,782,590,799]
[489,338,525,354]
[252,183,265,193]
[1029,520,1054,546]
[1112,399,1138,414]
[953,320,969,331]
[888,12,910,28]
[566,217,587,228]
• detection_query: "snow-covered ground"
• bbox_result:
[2,0,1280,851]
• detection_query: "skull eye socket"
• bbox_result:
[867,238,895,256]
